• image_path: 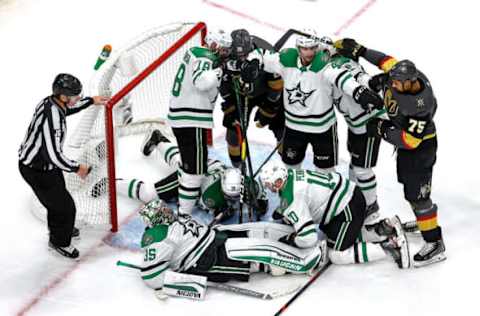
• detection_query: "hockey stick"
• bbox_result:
[274,261,332,316]
[273,29,310,52]
[252,133,284,179]
[116,260,274,300]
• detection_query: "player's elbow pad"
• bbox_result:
[195,69,221,91]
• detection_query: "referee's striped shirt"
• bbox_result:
[18,96,93,172]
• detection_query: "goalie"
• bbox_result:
[92,129,268,220]
[137,198,327,296]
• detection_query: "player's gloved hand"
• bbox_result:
[256,198,269,216]
[278,233,297,247]
[366,118,392,138]
[368,73,388,93]
[254,108,275,128]
[222,103,239,128]
[240,59,260,83]
[334,38,366,62]
[353,86,384,110]
[214,206,235,222]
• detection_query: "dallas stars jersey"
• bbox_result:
[262,48,364,134]
[277,169,355,248]
[140,215,215,289]
[330,56,387,134]
[168,47,220,129]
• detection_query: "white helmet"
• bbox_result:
[139,198,176,228]
[296,28,320,48]
[221,167,243,199]
[260,161,288,192]
[318,36,336,56]
[205,29,233,49]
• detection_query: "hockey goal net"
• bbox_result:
[31,22,207,232]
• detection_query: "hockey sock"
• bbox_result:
[314,166,335,173]
[178,171,203,215]
[228,144,242,167]
[157,142,181,169]
[116,179,157,202]
[413,204,442,242]
[351,165,377,206]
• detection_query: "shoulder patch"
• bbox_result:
[329,55,350,69]
[279,48,299,67]
[141,224,168,247]
[189,47,219,63]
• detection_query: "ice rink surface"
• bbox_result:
[1,0,479,315]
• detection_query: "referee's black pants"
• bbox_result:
[19,162,76,247]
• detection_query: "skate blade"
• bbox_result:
[413,253,446,268]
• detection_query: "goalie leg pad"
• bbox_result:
[163,271,207,300]
[215,222,294,240]
[328,242,386,264]
[224,238,321,274]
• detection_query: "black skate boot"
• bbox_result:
[364,200,380,224]
[413,239,446,268]
[48,242,80,260]
[380,216,410,269]
[90,177,108,198]
[141,129,169,156]
[401,220,420,234]
[72,227,80,240]
[364,216,396,243]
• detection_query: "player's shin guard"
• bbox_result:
[328,243,386,264]
[350,165,377,206]
[178,170,202,215]
[116,179,157,202]
[156,142,181,169]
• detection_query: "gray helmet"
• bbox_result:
[389,60,418,82]
[52,73,82,96]
[231,29,253,60]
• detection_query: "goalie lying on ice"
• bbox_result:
[138,198,327,292]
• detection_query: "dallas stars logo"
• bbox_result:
[286,82,315,107]
[178,216,201,237]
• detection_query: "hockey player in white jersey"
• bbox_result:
[168,29,232,215]
[318,36,387,221]
[91,129,268,220]
[257,29,384,173]
[138,198,326,292]
[259,161,411,269]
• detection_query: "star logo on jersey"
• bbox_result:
[179,216,201,237]
[286,82,315,107]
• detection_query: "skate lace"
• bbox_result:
[418,242,436,256]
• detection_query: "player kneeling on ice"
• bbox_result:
[91,129,268,221]
[137,198,327,299]
[259,161,411,269]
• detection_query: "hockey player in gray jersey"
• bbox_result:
[259,161,411,269]
[92,129,268,220]
[317,36,387,221]
[257,29,383,173]
[138,198,326,293]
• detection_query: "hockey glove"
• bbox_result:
[334,38,366,62]
[254,107,276,128]
[368,73,388,93]
[353,86,384,110]
[240,59,260,83]
[256,198,269,216]
[279,233,297,247]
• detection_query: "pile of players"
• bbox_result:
[115,28,446,293]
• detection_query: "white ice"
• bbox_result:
[1,0,479,315]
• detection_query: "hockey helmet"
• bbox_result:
[205,29,233,50]
[52,73,83,96]
[318,36,336,56]
[231,29,254,60]
[296,28,320,49]
[221,167,243,200]
[139,198,176,227]
[389,60,419,82]
[260,161,288,192]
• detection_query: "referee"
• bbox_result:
[18,73,109,259]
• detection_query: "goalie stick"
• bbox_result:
[116,260,298,300]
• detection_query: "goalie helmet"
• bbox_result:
[296,28,320,49]
[221,167,243,199]
[318,36,336,56]
[139,198,176,228]
[389,59,419,82]
[52,73,82,96]
[260,161,288,192]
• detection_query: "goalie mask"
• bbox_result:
[139,198,176,228]
[260,161,288,193]
[221,168,243,201]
